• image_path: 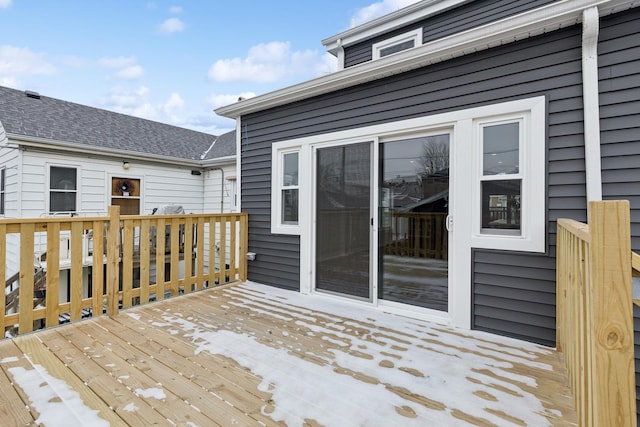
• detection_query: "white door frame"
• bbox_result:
[309,138,376,302]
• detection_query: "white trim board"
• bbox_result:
[272,96,546,329]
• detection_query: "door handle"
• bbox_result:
[446,215,453,232]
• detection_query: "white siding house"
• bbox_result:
[0,86,237,308]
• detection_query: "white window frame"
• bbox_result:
[268,96,545,329]
[373,28,422,60]
[271,146,302,234]
[469,103,546,253]
[48,165,79,214]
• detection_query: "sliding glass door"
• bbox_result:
[378,134,450,311]
[315,142,371,299]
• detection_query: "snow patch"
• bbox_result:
[8,363,108,427]
[135,387,166,400]
[194,281,556,426]
[123,402,138,412]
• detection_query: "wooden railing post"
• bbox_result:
[587,200,635,426]
[106,205,120,317]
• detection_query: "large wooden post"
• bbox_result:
[106,205,120,317]
[587,200,635,426]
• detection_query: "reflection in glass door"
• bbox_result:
[379,134,450,311]
[315,143,371,299]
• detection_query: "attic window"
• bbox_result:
[373,28,422,60]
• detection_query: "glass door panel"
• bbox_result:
[379,134,450,311]
[315,143,371,299]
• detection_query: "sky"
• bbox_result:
[0,0,422,136]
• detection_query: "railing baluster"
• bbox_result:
[19,223,35,334]
[140,218,150,304]
[2,210,247,338]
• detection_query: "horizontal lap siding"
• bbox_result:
[344,0,557,68]
[242,26,584,343]
[473,250,557,346]
[241,137,300,290]
[599,9,640,252]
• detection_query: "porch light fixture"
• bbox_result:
[122,161,130,170]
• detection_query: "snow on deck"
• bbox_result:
[0,281,576,426]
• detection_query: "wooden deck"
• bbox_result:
[0,282,577,426]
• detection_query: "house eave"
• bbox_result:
[322,0,469,55]
[215,0,637,119]
[7,133,204,167]
[202,155,236,168]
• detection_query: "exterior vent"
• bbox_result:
[24,90,41,99]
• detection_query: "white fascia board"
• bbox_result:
[201,155,236,168]
[323,0,467,55]
[8,133,204,167]
[216,0,637,120]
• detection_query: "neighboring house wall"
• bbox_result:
[344,0,558,67]
[1,145,235,281]
[17,149,207,217]
[0,132,21,278]
[0,144,20,219]
[599,9,640,252]
[240,24,586,346]
[203,165,238,214]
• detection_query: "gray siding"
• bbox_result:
[472,250,557,346]
[344,0,557,68]
[240,141,301,290]
[241,24,586,343]
[599,8,640,252]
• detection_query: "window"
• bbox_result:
[0,168,5,215]
[281,152,299,224]
[479,121,522,235]
[272,148,301,234]
[469,98,546,253]
[49,166,77,213]
[111,177,141,215]
[373,28,422,60]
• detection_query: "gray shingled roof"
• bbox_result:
[0,85,234,161]
[202,129,236,160]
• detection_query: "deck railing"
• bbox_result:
[383,212,447,260]
[556,200,636,427]
[2,206,248,337]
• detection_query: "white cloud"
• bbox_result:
[98,56,144,81]
[206,92,256,110]
[100,86,191,127]
[0,0,11,8]
[169,6,182,14]
[115,65,144,80]
[162,92,185,122]
[0,45,56,87]
[208,41,336,84]
[158,17,185,34]
[98,56,136,68]
[350,0,421,27]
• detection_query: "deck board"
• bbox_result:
[0,282,577,426]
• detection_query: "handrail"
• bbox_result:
[556,200,636,427]
[2,206,248,337]
[632,251,640,272]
